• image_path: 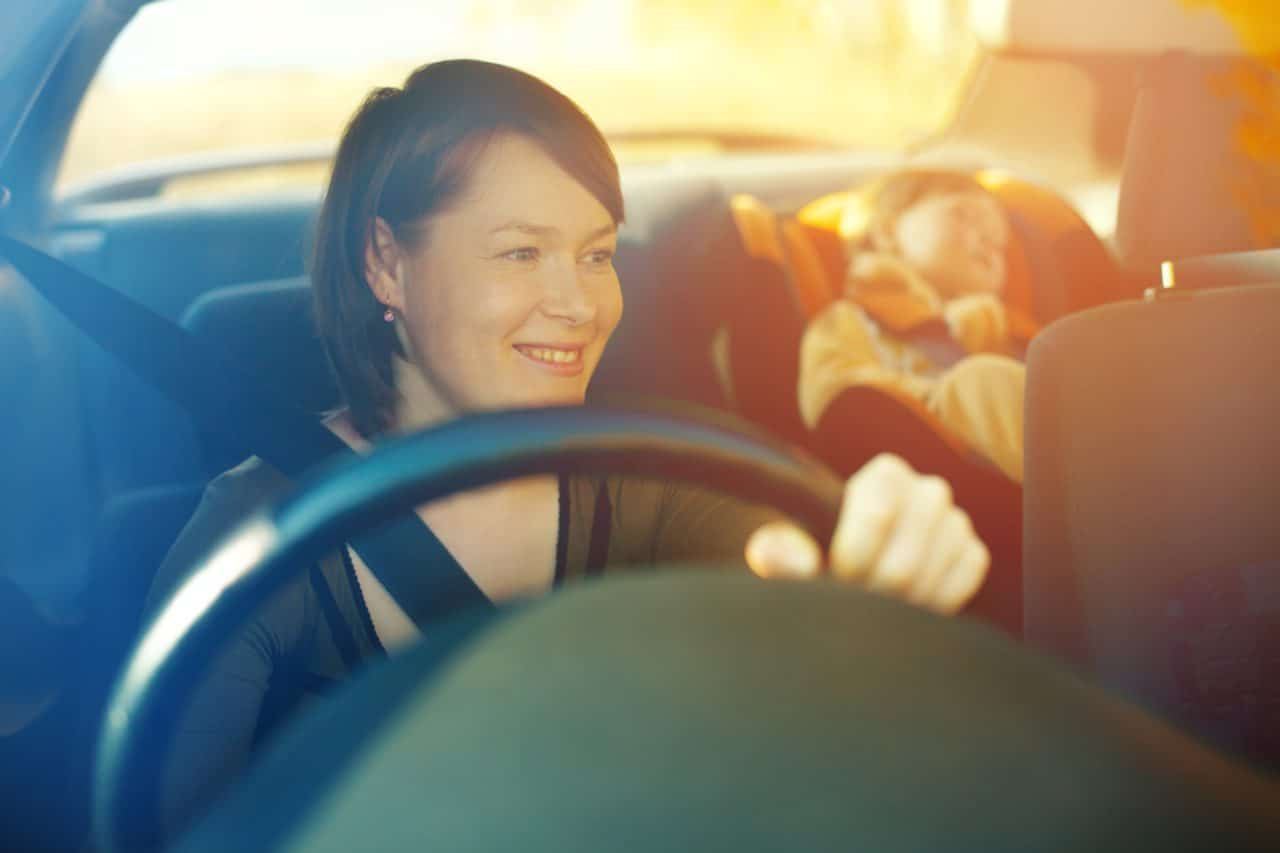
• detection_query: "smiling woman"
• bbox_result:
[135,58,991,843]
[374,141,621,410]
[309,63,624,437]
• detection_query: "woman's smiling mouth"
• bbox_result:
[513,343,586,375]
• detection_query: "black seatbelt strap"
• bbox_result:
[311,563,364,669]
[585,482,613,576]
[0,235,490,622]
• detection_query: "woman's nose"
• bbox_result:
[540,258,596,325]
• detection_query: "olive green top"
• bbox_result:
[147,457,783,837]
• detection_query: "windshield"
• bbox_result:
[57,0,977,196]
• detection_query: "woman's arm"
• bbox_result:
[647,481,784,569]
[640,454,990,615]
[155,608,291,837]
[142,461,310,838]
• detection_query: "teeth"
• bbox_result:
[522,347,581,365]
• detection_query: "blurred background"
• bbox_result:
[58,0,980,196]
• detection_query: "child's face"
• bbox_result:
[885,191,1009,299]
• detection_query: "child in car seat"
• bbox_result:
[798,170,1036,481]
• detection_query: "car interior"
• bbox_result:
[1,0,1279,849]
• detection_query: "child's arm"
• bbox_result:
[798,301,932,429]
[942,294,1010,354]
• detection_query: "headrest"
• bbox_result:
[181,277,339,417]
[728,194,835,318]
[1023,284,1280,761]
[793,191,857,290]
[1114,52,1280,276]
[728,195,786,266]
[970,0,1245,56]
[975,170,1122,316]
[591,183,740,410]
[779,219,836,318]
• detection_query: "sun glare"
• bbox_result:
[61,1,978,191]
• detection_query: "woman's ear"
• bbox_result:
[364,217,407,312]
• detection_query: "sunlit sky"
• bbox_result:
[102,0,537,81]
[99,0,951,83]
[64,1,973,186]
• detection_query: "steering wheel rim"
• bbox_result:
[93,404,846,853]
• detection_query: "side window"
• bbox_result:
[57,0,978,202]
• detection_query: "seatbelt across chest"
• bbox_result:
[0,235,491,625]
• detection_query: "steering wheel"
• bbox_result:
[93,405,847,853]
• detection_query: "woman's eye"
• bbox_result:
[502,247,540,262]
[584,248,615,266]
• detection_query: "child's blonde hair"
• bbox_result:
[839,169,995,254]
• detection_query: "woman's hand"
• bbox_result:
[744,454,989,614]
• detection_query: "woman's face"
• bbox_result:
[373,133,622,417]
[884,191,1009,299]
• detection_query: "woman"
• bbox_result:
[798,170,1033,481]
[147,61,989,838]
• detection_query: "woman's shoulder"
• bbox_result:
[569,473,779,569]
[145,457,296,613]
[203,456,294,509]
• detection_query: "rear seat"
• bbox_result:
[715,194,815,445]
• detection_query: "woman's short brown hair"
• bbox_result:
[311,59,625,437]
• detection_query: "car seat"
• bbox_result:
[53,271,333,848]
[590,181,744,413]
[715,193,828,446]
[721,191,1026,633]
[794,170,1124,326]
[0,574,80,850]
[180,276,339,477]
[728,172,1123,633]
[786,170,1128,481]
[59,277,340,850]
[722,191,1008,466]
[1023,280,1280,768]
[1115,51,1280,282]
[55,483,206,850]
